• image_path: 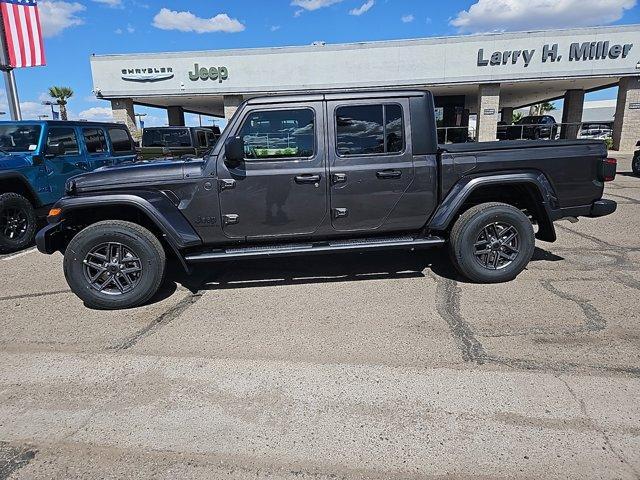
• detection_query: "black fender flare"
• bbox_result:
[427,171,557,241]
[54,191,202,270]
[0,171,41,207]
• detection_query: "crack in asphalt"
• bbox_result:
[0,442,37,480]
[434,276,486,364]
[559,377,640,480]
[540,279,606,332]
[0,290,70,302]
[110,292,203,351]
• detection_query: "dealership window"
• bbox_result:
[108,128,134,153]
[335,104,404,156]
[83,128,108,154]
[46,127,79,155]
[238,109,315,159]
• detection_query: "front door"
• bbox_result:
[42,126,87,202]
[326,100,415,232]
[217,103,327,240]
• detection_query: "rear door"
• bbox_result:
[326,99,415,232]
[217,102,327,239]
[81,127,111,169]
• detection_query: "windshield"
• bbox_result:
[142,128,192,148]
[0,125,42,152]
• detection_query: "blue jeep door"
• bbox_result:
[105,126,137,165]
[42,126,88,202]
[81,127,111,169]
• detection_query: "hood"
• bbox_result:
[0,152,32,171]
[68,158,205,194]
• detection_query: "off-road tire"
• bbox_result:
[63,220,166,310]
[449,202,535,283]
[0,192,37,254]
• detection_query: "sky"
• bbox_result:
[3,0,640,126]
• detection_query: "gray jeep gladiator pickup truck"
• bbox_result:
[36,90,617,309]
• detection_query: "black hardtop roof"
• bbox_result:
[246,90,430,105]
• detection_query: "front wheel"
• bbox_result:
[0,192,37,253]
[63,220,166,309]
[449,202,535,283]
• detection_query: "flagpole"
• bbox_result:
[0,9,21,120]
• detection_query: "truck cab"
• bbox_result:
[0,120,136,253]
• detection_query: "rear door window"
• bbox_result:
[82,128,108,153]
[335,104,404,156]
[142,128,192,147]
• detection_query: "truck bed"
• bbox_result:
[438,139,605,153]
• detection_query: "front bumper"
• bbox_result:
[550,199,617,221]
[35,221,65,254]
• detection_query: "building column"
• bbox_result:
[613,76,640,152]
[223,95,243,120]
[167,106,185,126]
[110,98,137,134]
[476,84,500,142]
[501,107,514,124]
[560,89,585,140]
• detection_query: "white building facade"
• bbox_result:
[90,24,640,150]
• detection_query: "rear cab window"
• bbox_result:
[142,128,193,148]
[107,127,135,154]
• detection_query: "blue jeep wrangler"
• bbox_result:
[0,120,137,253]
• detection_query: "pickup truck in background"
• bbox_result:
[0,121,136,253]
[37,91,617,309]
[505,115,559,140]
[139,126,218,160]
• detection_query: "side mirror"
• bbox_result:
[45,143,64,157]
[224,136,244,167]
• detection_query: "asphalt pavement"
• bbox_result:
[0,154,639,479]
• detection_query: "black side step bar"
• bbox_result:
[185,235,445,263]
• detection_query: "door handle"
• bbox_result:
[294,174,321,184]
[376,169,402,179]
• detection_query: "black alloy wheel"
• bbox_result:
[83,242,144,295]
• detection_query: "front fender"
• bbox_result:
[427,171,557,240]
[52,190,202,249]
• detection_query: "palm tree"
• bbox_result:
[529,102,556,116]
[48,86,73,120]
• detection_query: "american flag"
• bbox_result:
[0,0,45,68]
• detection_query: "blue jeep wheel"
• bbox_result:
[0,192,37,253]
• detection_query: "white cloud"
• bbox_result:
[270,25,281,31]
[39,1,85,38]
[349,0,374,16]
[92,0,122,7]
[78,107,113,121]
[115,23,135,34]
[19,101,51,119]
[450,0,637,33]
[291,0,343,11]
[152,8,245,33]
[401,14,414,23]
[127,24,135,33]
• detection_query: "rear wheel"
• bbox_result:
[63,220,166,309]
[0,192,37,253]
[449,202,535,283]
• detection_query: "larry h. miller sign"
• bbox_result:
[477,41,634,68]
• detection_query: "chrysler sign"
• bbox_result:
[477,41,634,68]
[121,67,174,82]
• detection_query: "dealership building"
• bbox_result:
[90,24,640,150]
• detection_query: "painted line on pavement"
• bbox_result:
[1,247,37,262]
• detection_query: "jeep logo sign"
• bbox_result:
[189,63,229,82]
